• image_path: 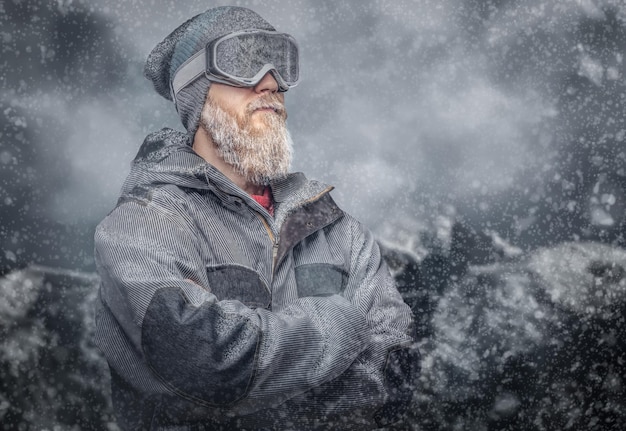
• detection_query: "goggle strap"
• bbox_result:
[170,49,207,102]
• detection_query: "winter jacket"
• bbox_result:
[94,128,419,430]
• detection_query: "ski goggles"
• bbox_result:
[170,29,299,100]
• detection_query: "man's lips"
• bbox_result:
[248,97,285,117]
[254,106,279,113]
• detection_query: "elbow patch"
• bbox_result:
[142,287,260,406]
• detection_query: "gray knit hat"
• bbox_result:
[144,7,275,136]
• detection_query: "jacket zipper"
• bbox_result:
[256,213,279,277]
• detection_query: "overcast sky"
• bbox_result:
[3,0,625,251]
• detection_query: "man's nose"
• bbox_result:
[254,72,279,93]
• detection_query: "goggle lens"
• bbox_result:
[212,31,299,86]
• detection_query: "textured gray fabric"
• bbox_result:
[144,7,275,136]
[94,128,417,429]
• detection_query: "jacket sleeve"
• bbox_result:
[95,199,370,413]
[286,217,420,428]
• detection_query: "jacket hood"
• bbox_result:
[120,128,209,196]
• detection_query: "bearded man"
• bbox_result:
[94,6,419,430]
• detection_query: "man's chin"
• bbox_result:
[244,170,289,187]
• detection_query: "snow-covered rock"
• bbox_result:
[409,241,626,430]
[0,266,116,430]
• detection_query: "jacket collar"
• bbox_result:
[126,128,337,223]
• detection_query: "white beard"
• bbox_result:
[200,93,293,186]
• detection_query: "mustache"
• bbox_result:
[247,95,287,118]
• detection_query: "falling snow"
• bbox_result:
[1,0,625,429]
